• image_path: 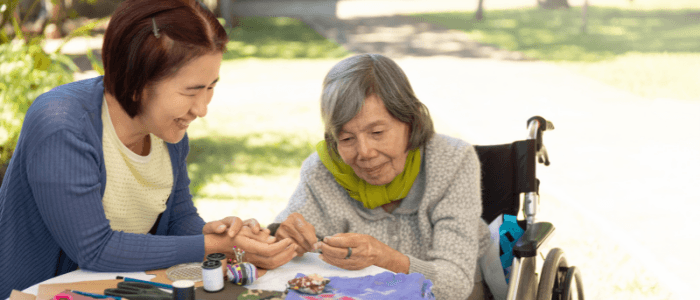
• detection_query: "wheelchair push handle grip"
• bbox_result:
[526,116,554,132]
[526,116,553,166]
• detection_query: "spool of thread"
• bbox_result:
[226,262,257,286]
[172,280,195,300]
[206,252,227,278]
[201,260,224,292]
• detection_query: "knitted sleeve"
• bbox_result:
[26,129,204,271]
[274,155,338,238]
[166,134,206,236]
[407,145,486,299]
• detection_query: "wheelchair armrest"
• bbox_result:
[513,222,555,258]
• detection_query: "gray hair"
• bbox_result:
[321,54,435,156]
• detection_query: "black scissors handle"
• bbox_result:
[105,282,172,300]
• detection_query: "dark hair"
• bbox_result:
[321,54,435,155]
[102,0,228,118]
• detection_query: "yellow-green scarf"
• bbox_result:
[316,141,421,209]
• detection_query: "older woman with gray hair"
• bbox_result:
[273,54,491,299]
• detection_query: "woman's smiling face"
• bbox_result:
[336,94,411,186]
[138,52,222,144]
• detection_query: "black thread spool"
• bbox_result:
[206,252,227,278]
[172,280,195,300]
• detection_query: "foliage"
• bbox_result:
[0,0,87,166]
[0,39,78,165]
[413,7,700,62]
[224,17,349,60]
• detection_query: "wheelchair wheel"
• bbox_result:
[536,248,568,300]
[561,266,584,300]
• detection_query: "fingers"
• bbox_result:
[242,218,261,234]
[202,216,242,235]
[318,248,365,271]
[236,226,276,244]
[239,236,296,257]
[295,217,318,251]
[314,241,351,261]
[321,234,360,248]
[278,213,317,253]
[224,217,243,237]
[245,242,298,270]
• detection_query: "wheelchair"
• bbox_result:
[475,116,584,300]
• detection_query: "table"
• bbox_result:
[19,253,388,298]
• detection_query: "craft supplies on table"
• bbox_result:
[201,260,224,292]
[172,280,195,300]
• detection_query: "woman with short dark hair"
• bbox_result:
[0,0,296,296]
[274,54,491,299]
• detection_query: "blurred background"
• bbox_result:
[1,0,698,299]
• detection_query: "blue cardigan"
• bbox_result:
[0,76,206,297]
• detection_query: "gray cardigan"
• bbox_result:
[275,134,491,299]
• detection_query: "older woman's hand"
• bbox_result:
[275,213,318,256]
[313,233,409,273]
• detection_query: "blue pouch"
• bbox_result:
[499,214,524,282]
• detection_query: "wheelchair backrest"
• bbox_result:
[474,140,538,224]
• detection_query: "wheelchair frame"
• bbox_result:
[476,117,584,300]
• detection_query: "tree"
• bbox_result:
[474,0,485,21]
[581,0,589,33]
[538,0,570,9]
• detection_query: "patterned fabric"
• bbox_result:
[285,272,435,300]
[275,134,492,299]
[227,262,258,285]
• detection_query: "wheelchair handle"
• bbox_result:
[526,116,554,166]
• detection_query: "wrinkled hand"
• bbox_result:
[275,213,317,256]
[234,226,298,270]
[313,233,387,270]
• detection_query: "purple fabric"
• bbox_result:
[285,272,435,300]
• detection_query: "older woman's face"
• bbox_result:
[337,94,410,186]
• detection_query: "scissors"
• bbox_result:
[104,281,172,300]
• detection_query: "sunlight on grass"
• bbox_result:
[558,52,700,100]
[413,7,700,62]
[224,17,349,60]
[413,7,700,100]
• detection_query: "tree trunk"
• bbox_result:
[474,0,485,21]
[538,0,570,9]
[581,0,589,33]
[45,0,66,38]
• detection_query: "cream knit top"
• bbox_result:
[101,97,173,233]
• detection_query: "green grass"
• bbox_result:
[224,17,349,60]
[413,7,700,100]
[559,52,700,100]
[186,133,315,199]
[412,7,700,62]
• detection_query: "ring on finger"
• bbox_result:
[344,247,352,259]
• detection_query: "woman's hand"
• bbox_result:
[234,226,298,270]
[202,216,244,238]
[242,218,269,235]
[313,233,410,273]
[275,213,318,256]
